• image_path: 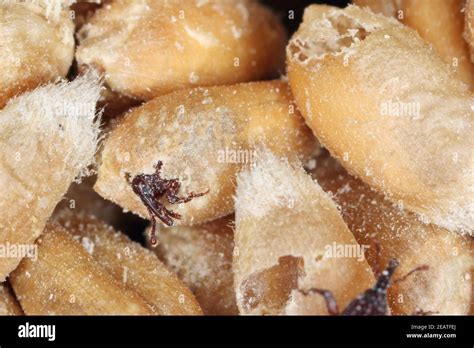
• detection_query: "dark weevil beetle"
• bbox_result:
[299,258,430,315]
[128,160,209,246]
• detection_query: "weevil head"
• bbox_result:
[374,258,400,291]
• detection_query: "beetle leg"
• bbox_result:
[164,207,181,220]
[141,194,175,227]
[155,207,174,226]
[168,189,209,204]
[298,288,340,315]
[393,264,429,285]
[148,213,158,247]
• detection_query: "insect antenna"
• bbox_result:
[393,264,429,285]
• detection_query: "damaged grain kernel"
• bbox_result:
[298,259,422,315]
[233,149,375,315]
[130,160,209,246]
[94,81,316,226]
[76,0,287,100]
[352,0,400,17]
[310,151,473,315]
[354,0,474,88]
[287,5,474,235]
